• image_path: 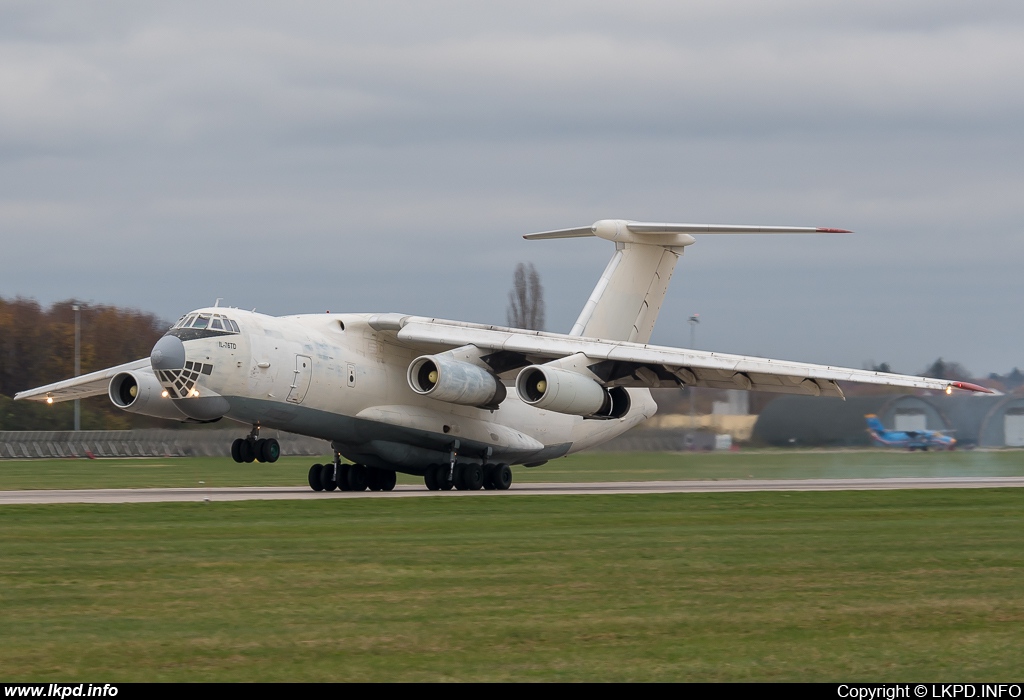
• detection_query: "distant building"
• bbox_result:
[752,394,1024,448]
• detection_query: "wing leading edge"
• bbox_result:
[13,358,150,403]
[394,320,991,397]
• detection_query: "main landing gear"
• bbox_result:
[230,426,280,464]
[423,444,512,491]
[423,463,512,491]
[308,453,397,493]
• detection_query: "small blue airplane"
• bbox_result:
[865,414,956,451]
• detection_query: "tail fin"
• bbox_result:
[525,219,849,343]
[864,414,887,432]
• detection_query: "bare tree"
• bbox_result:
[506,262,545,331]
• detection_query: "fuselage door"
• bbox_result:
[287,355,313,404]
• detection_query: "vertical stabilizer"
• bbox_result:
[570,243,681,343]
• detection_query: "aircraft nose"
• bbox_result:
[151,334,186,370]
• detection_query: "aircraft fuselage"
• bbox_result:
[157,308,655,473]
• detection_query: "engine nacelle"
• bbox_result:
[515,365,631,419]
[408,355,507,408]
[108,370,191,421]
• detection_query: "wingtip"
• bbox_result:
[816,227,853,233]
[951,381,995,394]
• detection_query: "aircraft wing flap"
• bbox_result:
[397,321,991,395]
[13,358,150,403]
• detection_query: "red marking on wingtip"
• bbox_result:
[954,381,994,393]
[816,227,853,233]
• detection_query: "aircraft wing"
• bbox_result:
[394,320,991,397]
[13,358,150,403]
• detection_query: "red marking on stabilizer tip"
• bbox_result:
[952,381,994,394]
[816,227,853,233]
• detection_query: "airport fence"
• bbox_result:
[0,429,331,460]
[0,426,720,460]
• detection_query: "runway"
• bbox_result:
[2,476,1024,504]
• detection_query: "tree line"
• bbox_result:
[0,297,169,430]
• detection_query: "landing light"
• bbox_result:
[945,386,953,395]
[161,390,169,398]
[190,389,200,397]
[46,397,53,405]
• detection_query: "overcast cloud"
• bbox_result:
[1,1,1022,375]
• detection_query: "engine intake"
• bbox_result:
[408,355,507,409]
[515,365,630,419]
[108,370,190,421]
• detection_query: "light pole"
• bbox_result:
[688,314,700,436]
[73,304,80,432]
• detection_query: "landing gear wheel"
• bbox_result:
[320,464,338,492]
[460,464,484,490]
[231,439,244,463]
[346,464,368,491]
[239,439,256,463]
[259,438,280,463]
[493,464,513,490]
[436,465,453,491]
[308,464,324,491]
[424,466,439,491]
[255,438,267,462]
[378,470,397,491]
[366,468,397,491]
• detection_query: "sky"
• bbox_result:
[1,1,1022,376]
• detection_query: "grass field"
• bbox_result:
[2,448,1023,491]
[2,487,1024,681]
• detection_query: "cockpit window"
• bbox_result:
[170,312,239,334]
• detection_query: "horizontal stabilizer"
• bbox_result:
[525,219,851,241]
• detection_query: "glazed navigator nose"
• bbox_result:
[150,334,186,370]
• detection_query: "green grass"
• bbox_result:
[1,449,1023,491]
[2,489,1023,681]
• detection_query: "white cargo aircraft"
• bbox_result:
[15,220,989,492]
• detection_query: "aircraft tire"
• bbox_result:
[493,464,513,490]
[308,464,324,491]
[436,465,453,491]
[379,470,397,491]
[240,439,256,463]
[366,468,381,491]
[482,465,497,490]
[424,466,439,490]
[231,439,243,463]
[461,464,484,490]
[260,438,281,463]
[335,464,351,490]
[347,464,368,492]
[254,439,267,462]
[321,464,338,492]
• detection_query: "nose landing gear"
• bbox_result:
[230,426,280,463]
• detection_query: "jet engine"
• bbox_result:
[407,355,507,409]
[515,365,631,419]
[108,370,190,421]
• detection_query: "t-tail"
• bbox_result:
[525,219,850,343]
[865,414,888,434]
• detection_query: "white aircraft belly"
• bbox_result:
[356,405,545,451]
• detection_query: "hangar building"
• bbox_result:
[752,394,1024,448]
